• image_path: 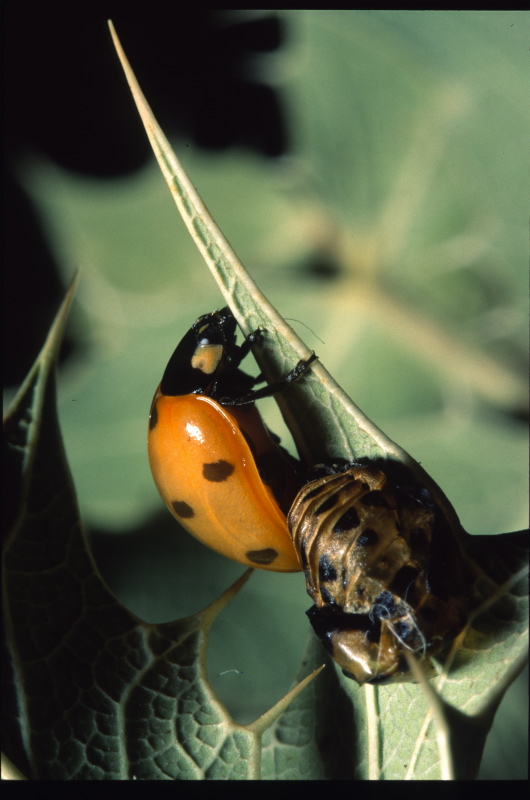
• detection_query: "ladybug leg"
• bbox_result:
[221,353,318,406]
[235,329,264,362]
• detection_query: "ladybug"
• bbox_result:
[288,461,468,684]
[148,307,316,571]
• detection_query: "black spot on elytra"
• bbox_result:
[246,548,278,565]
[203,460,235,482]
[333,507,360,533]
[361,491,390,508]
[171,500,194,519]
[319,554,338,583]
[149,402,158,430]
[355,528,378,547]
[315,494,339,515]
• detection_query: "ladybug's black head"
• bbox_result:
[160,308,239,396]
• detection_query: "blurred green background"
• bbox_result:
[3,9,528,778]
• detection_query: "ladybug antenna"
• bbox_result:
[283,318,325,344]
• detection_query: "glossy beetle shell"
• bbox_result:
[149,390,302,572]
[288,464,468,684]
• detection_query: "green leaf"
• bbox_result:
[261,636,358,780]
